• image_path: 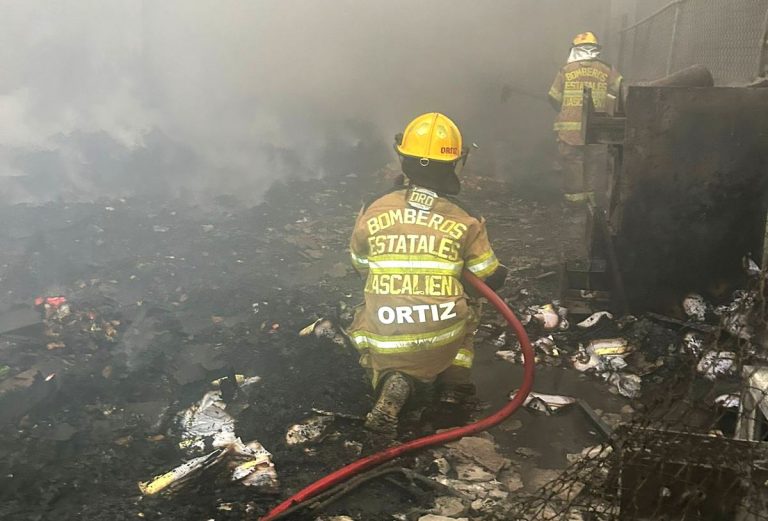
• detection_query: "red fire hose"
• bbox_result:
[260,270,535,521]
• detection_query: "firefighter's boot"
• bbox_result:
[364,372,411,438]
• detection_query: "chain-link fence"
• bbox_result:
[617,0,768,84]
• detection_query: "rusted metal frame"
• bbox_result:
[757,2,768,77]
[577,398,614,440]
[761,210,768,322]
[590,204,628,316]
[617,13,629,74]
[758,2,768,319]
[666,2,683,75]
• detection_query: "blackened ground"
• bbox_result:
[0,167,632,521]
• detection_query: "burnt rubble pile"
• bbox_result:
[493,278,768,520]
[488,268,768,404]
[3,170,767,520]
[0,174,380,520]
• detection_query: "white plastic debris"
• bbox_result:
[177,390,236,452]
[509,390,576,415]
[567,444,613,464]
[744,256,761,277]
[285,415,333,445]
[603,356,629,372]
[577,311,613,329]
[682,332,704,357]
[682,293,707,322]
[495,350,524,364]
[228,439,278,488]
[723,312,753,340]
[714,393,740,409]
[344,440,363,457]
[491,331,507,348]
[139,437,278,495]
[606,373,641,399]
[572,348,600,372]
[697,351,737,380]
[211,374,261,388]
[714,290,756,340]
[138,449,227,495]
[434,457,451,475]
[140,383,278,496]
[587,338,631,356]
[299,318,347,347]
[532,304,560,330]
[572,340,630,372]
[299,318,323,336]
[533,335,559,357]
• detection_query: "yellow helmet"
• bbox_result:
[396,112,462,165]
[573,32,599,46]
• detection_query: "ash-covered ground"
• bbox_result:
[0,169,745,520]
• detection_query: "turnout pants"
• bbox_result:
[557,141,608,204]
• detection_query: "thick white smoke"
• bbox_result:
[0,0,612,202]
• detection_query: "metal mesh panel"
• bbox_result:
[504,287,768,519]
[673,0,768,84]
[619,0,768,84]
[625,5,677,81]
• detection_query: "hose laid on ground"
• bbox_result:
[260,270,536,521]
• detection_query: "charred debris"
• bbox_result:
[2,143,768,520]
[1,31,768,521]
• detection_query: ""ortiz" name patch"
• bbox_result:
[376,302,456,324]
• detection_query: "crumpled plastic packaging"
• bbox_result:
[714,290,756,341]
[587,338,631,356]
[743,256,761,277]
[696,351,737,381]
[605,372,641,399]
[682,332,704,357]
[138,381,278,495]
[533,335,559,357]
[139,449,227,495]
[682,293,707,322]
[532,304,561,330]
[714,393,740,409]
[178,390,236,452]
[228,439,278,488]
[285,415,333,445]
[571,339,631,372]
[491,331,507,348]
[299,318,347,347]
[576,311,613,329]
[509,390,576,415]
[35,296,71,320]
[138,439,278,495]
[495,349,525,365]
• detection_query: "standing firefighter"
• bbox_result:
[347,113,507,437]
[548,32,622,203]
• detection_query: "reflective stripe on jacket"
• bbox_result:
[548,59,622,145]
[347,185,499,381]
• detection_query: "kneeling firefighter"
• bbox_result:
[347,113,507,437]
